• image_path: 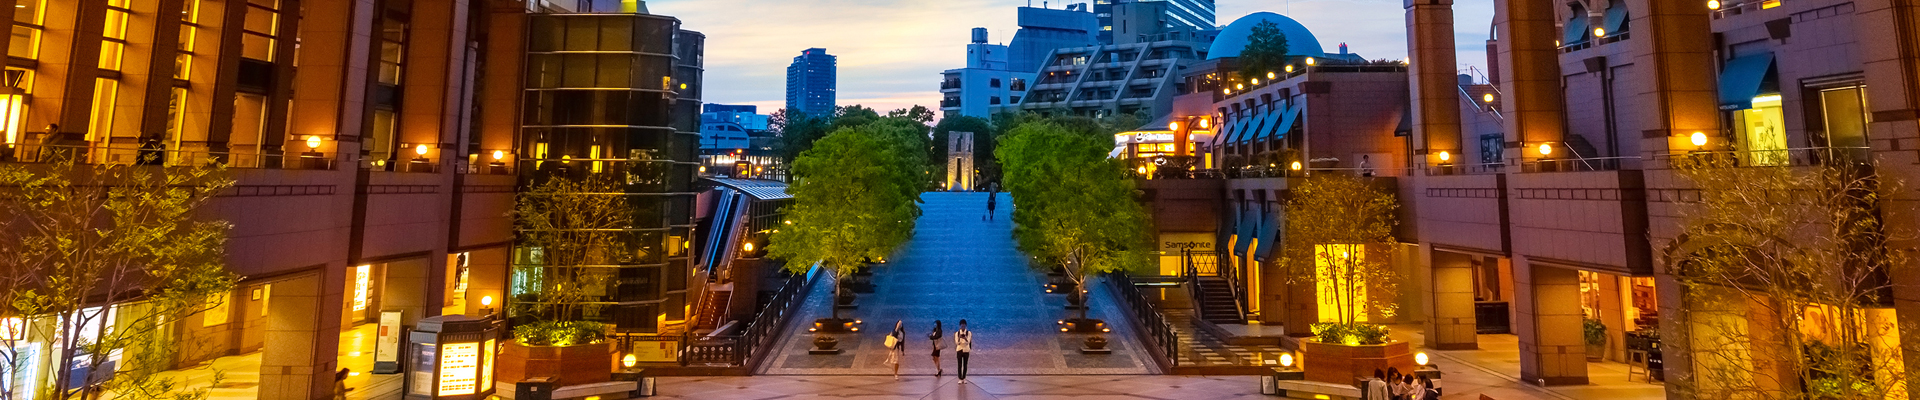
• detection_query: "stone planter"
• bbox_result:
[1587,342,1606,361]
[1085,336,1108,350]
[1299,339,1416,384]
[815,336,840,350]
[495,341,613,387]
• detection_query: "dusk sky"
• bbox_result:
[647,0,1498,114]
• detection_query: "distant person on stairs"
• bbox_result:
[955,319,974,383]
[984,192,998,221]
[928,320,946,377]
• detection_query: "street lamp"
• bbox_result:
[306,135,323,150]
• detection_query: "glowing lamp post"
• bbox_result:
[1264,351,1307,395]
[403,315,501,400]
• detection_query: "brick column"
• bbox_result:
[1405,0,1465,165]
[259,270,347,400]
[1854,1,1920,397]
[1622,0,1719,156]
[1425,249,1478,350]
[1493,0,1567,163]
[1513,257,1588,385]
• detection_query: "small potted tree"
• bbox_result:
[1282,174,1416,383]
[1584,318,1608,361]
[501,173,628,386]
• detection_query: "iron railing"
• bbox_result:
[660,266,815,367]
[0,142,340,170]
[1111,273,1179,368]
[1183,248,1247,322]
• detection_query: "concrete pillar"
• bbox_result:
[477,3,527,163]
[259,270,347,400]
[400,0,471,166]
[1598,274,1626,362]
[287,0,375,158]
[1493,0,1567,163]
[1621,0,1719,156]
[1283,278,1317,337]
[381,258,441,327]
[1426,249,1478,350]
[1513,257,1588,385]
[1854,1,1920,396]
[464,246,509,317]
[1405,0,1465,166]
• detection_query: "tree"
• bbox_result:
[997,120,1152,321]
[886,105,936,126]
[768,123,923,321]
[778,111,832,162]
[1280,173,1400,344]
[0,156,238,400]
[510,173,632,327]
[932,115,993,189]
[1667,157,1909,400]
[1237,21,1291,83]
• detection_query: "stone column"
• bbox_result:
[1621,0,1719,156]
[1425,249,1478,350]
[464,246,510,317]
[380,258,444,327]
[1405,0,1466,166]
[1854,1,1920,396]
[1514,256,1588,385]
[259,270,347,400]
[1493,0,1567,163]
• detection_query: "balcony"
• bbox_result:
[0,142,340,170]
[940,80,961,90]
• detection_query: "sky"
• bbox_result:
[647,0,1497,115]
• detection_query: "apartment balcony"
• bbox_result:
[940,81,961,90]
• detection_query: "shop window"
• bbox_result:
[1314,244,1368,324]
[203,293,231,327]
[353,265,372,312]
[8,0,43,60]
[87,79,119,142]
[1818,86,1870,162]
[1736,94,1788,166]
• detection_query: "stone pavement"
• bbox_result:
[653,375,1266,400]
[758,192,1154,375]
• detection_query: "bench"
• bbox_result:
[1273,380,1362,400]
[495,380,640,400]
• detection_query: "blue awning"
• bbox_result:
[1217,116,1242,145]
[1243,111,1273,144]
[1231,116,1256,145]
[1233,206,1256,255]
[1253,109,1283,143]
[1603,4,1629,35]
[1272,105,1301,141]
[1718,53,1776,110]
[1563,13,1590,45]
[1253,209,1280,261]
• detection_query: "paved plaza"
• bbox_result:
[758,192,1155,375]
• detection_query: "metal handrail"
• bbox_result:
[1112,272,1179,368]
[0,142,339,170]
[1183,249,1248,323]
[674,266,814,367]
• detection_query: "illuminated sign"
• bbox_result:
[1159,233,1216,253]
[353,265,371,311]
[479,339,495,392]
[437,342,481,395]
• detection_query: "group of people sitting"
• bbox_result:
[1364,367,1437,400]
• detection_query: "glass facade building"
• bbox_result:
[1095,0,1216,45]
[785,48,837,117]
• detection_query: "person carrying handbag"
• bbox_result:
[887,321,906,380]
[928,320,945,377]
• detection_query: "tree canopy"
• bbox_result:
[997,119,1151,318]
[1237,21,1291,82]
[768,117,927,319]
[1280,174,1400,342]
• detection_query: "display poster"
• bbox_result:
[632,338,678,362]
[479,339,495,392]
[353,265,371,312]
[374,310,402,374]
[436,342,481,396]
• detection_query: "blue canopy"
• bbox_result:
[1253,209,1281,261]
[1272,105,1302,141]
[1563,13,1590,45]
[1252,109,1283,143]
[1718,53,1776,110]
[1603,4,1629,35]
[1230,115,1256,145]
[1243,111,1273,145]
[1233,206,1256,256]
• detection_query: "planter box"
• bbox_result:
[495,341,613,387]
[1299,340,1416,384]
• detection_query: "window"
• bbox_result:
[378,13,408,85]
[9,0,44,60]
[990,78,1001,88]
[230,93,269,167]
[203,293,231,327]
[87,78,118,142]
[369,110,397,163]
[242,0,282,61]
[165,87,188,148]
[1818,86,1870,150]
[98,2,130,71]
[1736,94,1787,166]
[1314,244,1368,324]
[990,96,1001,105]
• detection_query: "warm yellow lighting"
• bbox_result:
[1236,83,1244,90]
[1137,166,1148,174]
[1305,57,1317,66]
[1594,27,1607,37]
[1285,65,1295,73]
[1198,118,1210,129]
[561,155,572,164]
[1266,72,1276,79]
[1753,94,1784,103]
[744,242,755,252]
[491,150,505,161]
[1251,78,1260,85]
[481,296,494,307]
[1416,352,1430,366]
[1290,161,1302,171]
[699,165,707,173]
[1690,131,1708,147]
[1438,151,1451,162]
[305,135,322,150]
[1314,395,1331,400]
[1483,93,1495,103]
[622,354,638,368]
[784,220,793,225]
[1707,0,1721,9]
[415,144,430,156]
[1280,353,1295,367]
[1169,121,1181,131]
[1538,143,1553,155]
[585,397,601,400]
[1223,88,1232,95]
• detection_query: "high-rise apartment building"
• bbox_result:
[786,48,837,117]
[1095,0,1216,45]
[1009,5,1100,74]
[941,28,1032,119]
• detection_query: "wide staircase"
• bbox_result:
[1192,275,1244,325]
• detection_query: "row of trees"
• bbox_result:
[996,117,1153,321]
[768,110,932,322]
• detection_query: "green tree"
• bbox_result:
[778,111,832,162]
[510,173,632,326]
[1237,21,1291,83]
[998,120,1152,320]
[768,123,923,320]
[887,105,937,125]
[1280,174,1400,342]
[0,156,238,400]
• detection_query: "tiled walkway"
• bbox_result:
[758,192,1154,375]
[1162,310,1288,367]
[653,375,1267,400]
[148,322,403,399]
[1388,325,1669,399]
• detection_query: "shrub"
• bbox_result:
[513,320,607,346]
[1310,322,1390,345]
[1583,318,1607,346]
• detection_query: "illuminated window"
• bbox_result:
[165,87,188,148]
[242,0,281,61]
[9,0,45,60]
[1736,94,1787,166]
[0,68,29,145]
[231,93,269,167]
[1314,244,1369,324]
[202,293,231,327]
[369,110,397,163]
[98,4,130,71]
[87,78,119,142]
[353,265,372,311]
[1818,86,1870,164]
[378,15,407,85]
[177,0,203,80]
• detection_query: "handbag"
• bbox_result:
[885,334,899,348]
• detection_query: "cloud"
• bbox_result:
[648,0,1501,113]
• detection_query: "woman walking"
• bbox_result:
[928,320,946,376]
[888,321,907,380]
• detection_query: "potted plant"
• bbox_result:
[1584,318,1607,361]
[1282,175,1415,383]
[496,321,613,387]
[813,335,839,351]
[997,121,1153,334]
[1085,336,1109,350]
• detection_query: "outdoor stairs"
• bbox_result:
[1193,276,1244,325]
[694,286,732,332]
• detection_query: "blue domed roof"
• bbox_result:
[1207,12,1326,60]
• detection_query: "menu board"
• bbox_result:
[437,342,481,395]
[479,339,495,392]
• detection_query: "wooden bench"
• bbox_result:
[1273,380,1362,400]
[495,380,638,400]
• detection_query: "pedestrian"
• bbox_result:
[985,193,997,221]
[955,319,974,384]
[1386,367,1404,399]
[1404,375,1424,400]
[928,320,945,377]
[1360,155,1375,177]
[334,368,350,400]
[1364,369,1389,400]
[1418,376,1438,400]
[887,321,906,380]
[1398,375,1416,400]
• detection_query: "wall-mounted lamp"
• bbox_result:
[415,143,430,156]
[1290,161,1302,171]
[1538,143,1554,156]
[1169,121,1181,131]
[1707,0,1722,9]
[1690,131,1708,147]
[1437,151,1451,162]
[305,135,322,150]
[491,150,506,161]
[1198,118,1210,129]
[1483,93,1495,103]
[1593,27,1607,38]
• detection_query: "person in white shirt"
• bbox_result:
[954,319,974,383]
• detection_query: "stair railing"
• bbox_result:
[1215,248,1249,322]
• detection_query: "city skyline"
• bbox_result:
[648,0,1495,116]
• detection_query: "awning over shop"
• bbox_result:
[1563,13,1590,45]
[1251,108,1283,143]
[1230,115,1256,145]
[1253,209,1281,261]
[1603,4,1629,35]
[1271,105,1302,141]
[1718,53,1777,110]
[1242,111,1273,145]
[701,177,792,200]
[1233,207,1256,256]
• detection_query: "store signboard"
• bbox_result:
[1159,232,1215,253]
[375,310,402,373]
[436,342,481,396]
[479,339,495,392]
[632,338,678,362]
